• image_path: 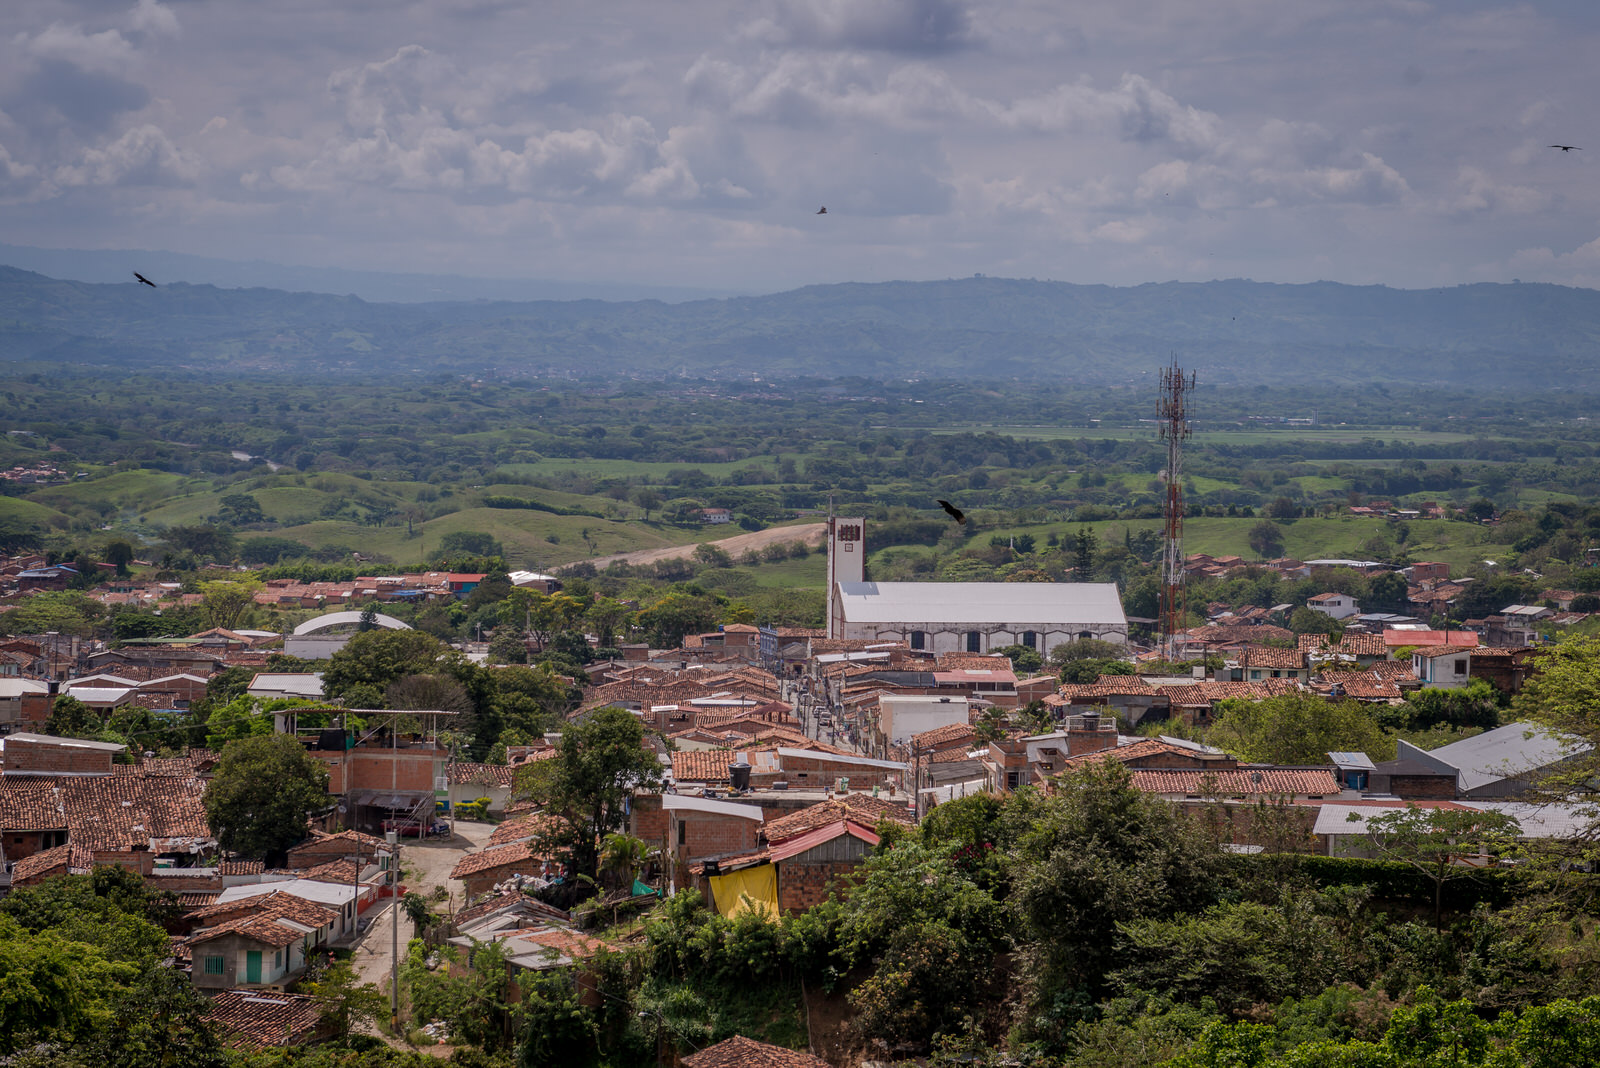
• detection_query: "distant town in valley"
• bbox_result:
[6,267,1600,1066]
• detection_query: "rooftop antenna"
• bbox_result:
[1158,358,1196,661]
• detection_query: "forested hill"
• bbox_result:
[4,265,1600,389]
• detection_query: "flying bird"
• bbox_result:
[1551,145,1582,152]
[816,206,827,214]
[133,272,157,287]
[936,499,966,525]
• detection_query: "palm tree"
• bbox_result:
[599,832,656,894]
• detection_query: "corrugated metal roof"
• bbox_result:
[835,581,1126,627]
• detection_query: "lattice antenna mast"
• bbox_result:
[1158,361,1196,661]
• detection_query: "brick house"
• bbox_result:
[285,829,392,871]
[1,732,123,775]
[450,841,546,897]
[205,989,336,1050]
[188,898,338,992]
[662,793,765,889]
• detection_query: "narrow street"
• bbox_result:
[348,820,497,1009]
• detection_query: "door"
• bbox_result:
[246,950,262,984]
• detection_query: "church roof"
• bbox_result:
[834,581,1126,627]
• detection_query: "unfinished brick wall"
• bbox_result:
[778,860,860,912]
[675,811,762,861]
[3,737,115,774]
[1390,775,1458,800]
[346,749,439,792]
[769,755,901,791]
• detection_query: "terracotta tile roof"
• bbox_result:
[188,914,308,949]
[1129,768,1342,796]
[219,858,265,876]
[190,890,338,929]
[1299,633,1388,658]
[289,829,388,856]
[671,746,777,783]
[454,889,571,927]
[1314,672,1402,700]
[1237,646,1307,670]
[300,859,363,884]
[488,811,565,848]
[447,762,517,788]
[54,771,212,851]
[0,780,65,830]
[1368,660,1418,682]
[450,840,539,880]
[178,891,221,907]
[1059,737,1204,770]
[205,989,326,1050]
[911,722,976,750]
[10,842,90,882]
[762,796,914,844]
[1057,675,1155,700]
[682,1035,831,1068]
[1188,624,1295,645]
[1153,679,1303,708]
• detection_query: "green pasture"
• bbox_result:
[0,495,73,532]
[907,424,1498,446]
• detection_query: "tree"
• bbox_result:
[1049,638,1126,667]
[1207,693,1392,766]
[1512,636,1600,801]
[46,695,101,738]
[1247,520,1285,559]
[304,961,388,1039]
[1355,804,1521,931]
[103,539,135,576]
[634,591,720,648]
[322,629,449,704]
[2,591,102,637]
[585,596,630,648]
[994,643,1044,673]
[198,576,262,630]
[1072,527,1098,581]
[203,734,330,863]
[1289,605,1342,635]
[512,707,662,887]
[436,530,503,559]
[162,524,237,562]
[357,603,379,631]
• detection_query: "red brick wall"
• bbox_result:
[19,695,52,728]
[778,860,860,912]
[347,749,438,792]
[673,811,762,861]
[3,737,114,774]
[769,755,900,791]
[305,751,347,793]
[632,795,669,850]
[1390,775,1457,800]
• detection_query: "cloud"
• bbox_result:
[744,0,980,54]
[53,122,198,187]
[127,0,180,38]
[12,60,151,135]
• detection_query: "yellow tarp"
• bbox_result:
[708,864,778,920]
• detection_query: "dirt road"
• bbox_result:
[349,820,496,1000]
[586,521,826,569]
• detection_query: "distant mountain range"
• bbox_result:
[2,264,1598,388]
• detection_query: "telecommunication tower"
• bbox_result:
[1158,360,1196,660]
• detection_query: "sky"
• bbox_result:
[3,0,1600,295]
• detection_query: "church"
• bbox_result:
[823,517,1128,655]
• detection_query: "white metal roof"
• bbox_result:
[2,731,126,751]
[775,747,907,771]
[0,679,49,698]
[292,611,410,635]
[247,672,325,698]
[1428,721,1585,792]
[662,794,765,820]
[834,581,1126,627]
[217,879,361,906]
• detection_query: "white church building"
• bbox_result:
[823,515,1128,654]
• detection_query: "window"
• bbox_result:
[1005,770,1021,790]
[965,631,982,653]
[1021,630,1037,650]
[204,955,225,976]
[909,630,925,650]
[1079,631,1093,641]
[677,821,686,846]
[1455,659,1468,675]
[274,950,282,969]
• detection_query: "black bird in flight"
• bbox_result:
[133,272,157,287]
[936,499,966,525]
[1551,145,1581,152]
[816,206,827,214]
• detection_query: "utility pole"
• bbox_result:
[386,829,399,1031]
[1158,360,1196,662]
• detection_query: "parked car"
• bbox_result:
[382,817,426,837]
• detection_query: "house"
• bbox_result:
[699,508,733,525]
[205,989,335,1050]
[247,672,325,701]
[700,817,881,916]
[1306,592,1359,620]
[446,762,518,815]
[681,1035,831,1068]
[450,840,547,897]
[1370,721,1588,800]
[661,793,765,890]
[213,879,370,942]
[188,896,336,992]
[1412,647,1474,689]
[285,829,392,872]
[1231,646,1310,683]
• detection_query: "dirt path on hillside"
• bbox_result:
[586,521,826,568]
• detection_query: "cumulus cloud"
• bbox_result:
[53,122,199,187]
[744,0,980,54]
[127,0,180,39]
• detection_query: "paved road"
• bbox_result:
[349,820,497,1004]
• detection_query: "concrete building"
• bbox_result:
[830,581,1127,655]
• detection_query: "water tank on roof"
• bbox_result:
[728,761,751,791]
